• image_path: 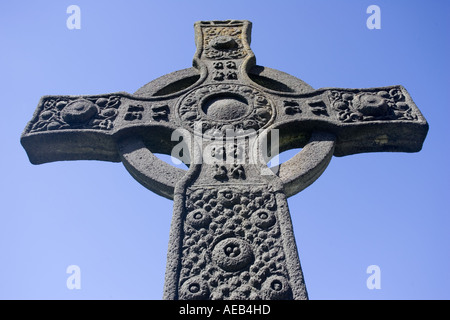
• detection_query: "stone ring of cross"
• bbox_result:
[21,20,428,300]
[118,60,337,200]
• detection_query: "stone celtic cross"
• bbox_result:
[21,20,428,300]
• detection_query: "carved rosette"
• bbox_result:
[202,25,247,60]
[176,84,275,135]
[29,96,121,133]
[329,87,418,123]
[178,186,293,300]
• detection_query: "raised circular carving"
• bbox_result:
[212,238,254,272]
[179,277,210,300]
[202,94,249,120]
[251,209,276,229]
[356,93,388,116]
[186,209,211,229]
[209,36,238,50]
[177,84,275,135]
[262,275,291,299]
[217,188,240,208]
[61,99,98,123]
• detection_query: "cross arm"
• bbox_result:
[273,85,428,157]
[21,93,179,165]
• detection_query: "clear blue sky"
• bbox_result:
[1,0,448,300]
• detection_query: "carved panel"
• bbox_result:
[202,25,247,60]
[124,104,144,121]
[151,104,170,121]
[307,99,329,116]
[178,186,293,300]
[212,61,238,81]
[29,95,121,133]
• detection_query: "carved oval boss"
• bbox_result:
[176,84,275,135]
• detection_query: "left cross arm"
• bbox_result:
[21,93,177,164]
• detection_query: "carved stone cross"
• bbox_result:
[21,20,428,300]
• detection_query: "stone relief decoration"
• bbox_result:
[124,104,170,122]
[209,142,247,181]
[29,95,121,132]
[213,164,246,182]
[177,84,275,135]
[178,186,293,300]
[124,104,144,121]
[230,164,246,180]
[202,25,247,60]
[283,100,301,115]
[151,104,170,121]
[213,164,229,181]
[307,99,329,117]
[329,87,418,123]
[212,61,238,81]
[210,142,245,163]
[283,99,329,117]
